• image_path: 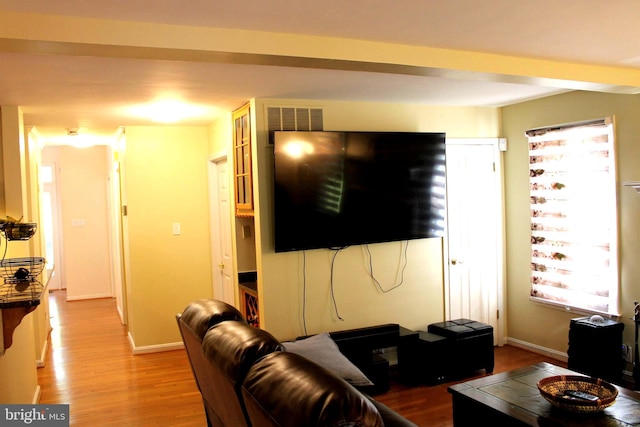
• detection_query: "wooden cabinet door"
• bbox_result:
[232,104,254,217]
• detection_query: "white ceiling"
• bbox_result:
[1,0,639,142]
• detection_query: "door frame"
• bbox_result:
[108,133,127,325]
[444,137,506,346]
[40,158,64,291]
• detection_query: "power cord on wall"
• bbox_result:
[301,247,346,337]
[365,241,409,293]
[302,250,308,336]
[330,248,345,321]
[300,242,408,333]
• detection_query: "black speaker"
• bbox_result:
[568,316,624,383]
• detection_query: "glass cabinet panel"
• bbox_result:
[232,103,254,217]
[242,145,250,175]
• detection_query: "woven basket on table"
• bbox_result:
[537,375,618,413]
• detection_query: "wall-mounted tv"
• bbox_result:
[273,131,446,253]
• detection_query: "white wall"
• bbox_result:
[41,146,112,300]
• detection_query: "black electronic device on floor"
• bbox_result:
[567,316,624,384]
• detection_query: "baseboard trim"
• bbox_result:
[505,336,568,363]
[127,332,184,355]
[66,293,113,301]
[36,337,49,368]
[116,305,126,325]
[32,385,41,404]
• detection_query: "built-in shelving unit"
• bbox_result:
[232,103,259,325]
[240,282,259,327]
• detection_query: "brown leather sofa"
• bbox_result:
[177,299,418,427]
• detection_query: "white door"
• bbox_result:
[444,139,505,345]
[208,155,235,305]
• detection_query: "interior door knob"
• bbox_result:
[218,263,225,270]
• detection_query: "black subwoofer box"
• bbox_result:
[568,316,624,383]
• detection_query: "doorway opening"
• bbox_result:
[208,153,235,306]
[444,138,506,346]
[40,162,63,291]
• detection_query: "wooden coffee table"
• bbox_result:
[448,362,640,426]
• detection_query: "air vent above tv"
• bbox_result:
[267,106,324,144]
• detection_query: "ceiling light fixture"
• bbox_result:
[39,128,116,148]
[66,130,95,149]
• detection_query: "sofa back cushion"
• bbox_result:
[176,299,247,425]
[242,352,384,427]
[201,321,284,426]
[179,299,246,340]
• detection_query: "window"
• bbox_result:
[527,117,619,316]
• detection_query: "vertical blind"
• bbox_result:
[527,117,619,315]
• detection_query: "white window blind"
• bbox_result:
[527,117,619,316]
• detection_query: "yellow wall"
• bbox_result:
[250,99,501,340]
[208,113,232,155]
[502,91,640,358]
[25,129,50,368]
[123,126,213,350]
[0,310,38,403]
[0,107,42,403]
[0,243,41,404]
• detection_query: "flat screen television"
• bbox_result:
[273,130,446,253]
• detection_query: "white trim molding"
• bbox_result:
[624,182,640,193]
[505,336,568,363]
[127,332,184,355]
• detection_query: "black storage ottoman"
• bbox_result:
[397,330,449,385]
[427,318,494,378]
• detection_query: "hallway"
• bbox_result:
[37,290,205,426]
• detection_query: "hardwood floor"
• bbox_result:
[38,290,565,426]
[38,290,205,426]
[376,343,566,426]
